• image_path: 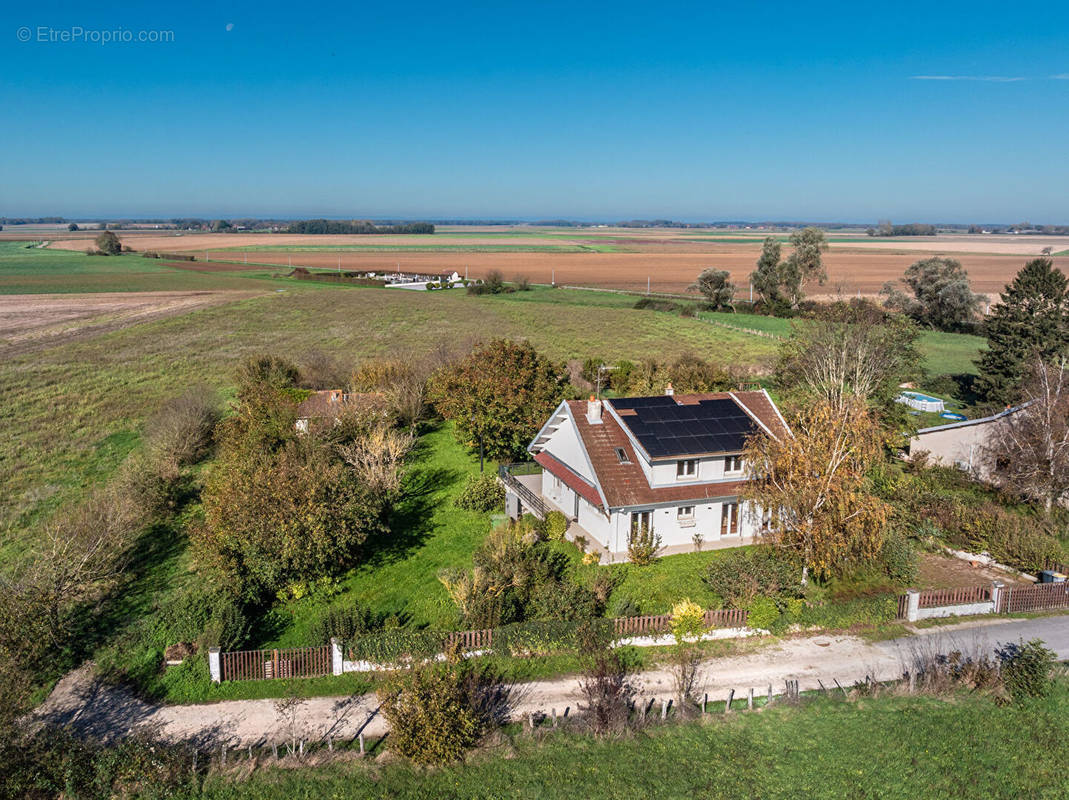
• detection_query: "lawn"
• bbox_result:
[184,684,1069,799]
[261,423,495,643]
[699,310,986,377]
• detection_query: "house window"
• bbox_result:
[761,507,772,532]
[614,447,631,464]
[630,511,653,536]
[725,455,743,474]
[676,459,698,479]
[677,506,695,519]
[720,502,739,536]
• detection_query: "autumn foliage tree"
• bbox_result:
[985,357,1069,512]
[428,339,567,461]
[742,397,890,581]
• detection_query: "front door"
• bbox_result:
[630,510,653,536]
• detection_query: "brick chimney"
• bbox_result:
[665,382,674,396]
[586,395,603,424]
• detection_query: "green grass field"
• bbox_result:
[0,242,297,293]
[699,310,986,377]
[181,685,1069,799]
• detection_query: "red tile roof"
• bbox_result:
[533,451,604,509]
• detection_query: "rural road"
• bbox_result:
[34,615,1069,748]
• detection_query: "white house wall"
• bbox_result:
[647,455,745,486]
[602,500,759,555]
[540,414,598,484]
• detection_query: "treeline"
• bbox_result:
[968,223,1069,235]
[285,219,435,235]
[867,221,937,237]
[0,216,65,224]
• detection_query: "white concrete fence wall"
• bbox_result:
[904,581,1004,622]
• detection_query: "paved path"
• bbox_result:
[33,615,1069,747]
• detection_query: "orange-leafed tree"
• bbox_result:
[742,397,890,582]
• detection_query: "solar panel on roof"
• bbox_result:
[613,396,758,458]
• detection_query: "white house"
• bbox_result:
[906,403,1028,481]
[502,387,791,562]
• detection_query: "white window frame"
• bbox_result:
[677,505,696,528]
[676,459,698,479]
[725,455,744,474]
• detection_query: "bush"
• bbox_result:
[797,594,899,630]
[378,660,512,765]
[627,524,662,566]
[577,649,636,734]
[143,385,221,471]
[879,528,919,584]
[309,603,376,646]
[669,598,706,642]
[196,595,250,653]
[747,596,781,631]
[703,546,801,608]
[544,510,568,540]
[997,638,1056,701]
[455,473,505,512]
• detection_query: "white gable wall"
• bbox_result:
[539,412,597,484]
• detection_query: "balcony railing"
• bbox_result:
[498,463,546,519]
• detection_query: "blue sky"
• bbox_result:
[3,0,1068,222]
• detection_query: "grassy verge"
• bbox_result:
[185,682,1069,799]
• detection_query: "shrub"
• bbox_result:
[143,385,221,471]
[747,596,781,631]
[455,473,505,512]
[577,649,636,734]
[703,546,801,608]
[669,598,706,642]
[544,510,568,540]
[797,594,898,630]
[627,524,662,566]
[515,275,532,291]
[309,603,376,646]
[879,528,919,584]
[378,660,512,765]
[196,595,250,653]
[997,638,1056,701]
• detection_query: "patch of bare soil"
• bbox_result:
[0,290,263,358]
[916,553,1026,589]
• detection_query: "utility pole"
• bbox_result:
[647,276,650,295]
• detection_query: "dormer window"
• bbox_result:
[614,447,631,464]
[725,455,743,474]
[676,459,698,479]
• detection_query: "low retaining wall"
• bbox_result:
[902,582,1003,622]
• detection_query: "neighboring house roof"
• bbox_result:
[913,401,1030,435]
[532,389,782,511]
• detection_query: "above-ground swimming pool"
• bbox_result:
[895,390,945,413]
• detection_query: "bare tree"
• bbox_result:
[337,424,415,498]
[986,357,1069,512]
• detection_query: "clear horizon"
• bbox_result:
[4,0,1068,222]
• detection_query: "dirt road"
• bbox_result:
[33,616,1069,747]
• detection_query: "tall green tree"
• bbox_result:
[780,227,828,307]
[751,237,785,309]
[94,230,122,255]
[428,339,567,461]
[689,268,736,310]
[977,259,1069,404]
[882,257,982,331]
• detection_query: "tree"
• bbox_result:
[750,237,785,309]
[94,230,122,255]
[780,227,828,307]
[67,222,79,232]
[689,268,736,310]
[742,397,890,581]
[985,357,1069,512]
[881,257,982,330]
[976,259,1069,404]
[197,366,388,600]
[775,300,922,421]
[428,339,566,461]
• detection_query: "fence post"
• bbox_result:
[330,638,343,676]
[209,648,221,683]
[990,581,1004,614]
[905,589,920,622]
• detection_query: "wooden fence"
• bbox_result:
[613,608,749,637]
[999,582,1069,614]
[221,646,331,682]
[916,585,991,608]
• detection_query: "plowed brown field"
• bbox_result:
[212,249,1066,296]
